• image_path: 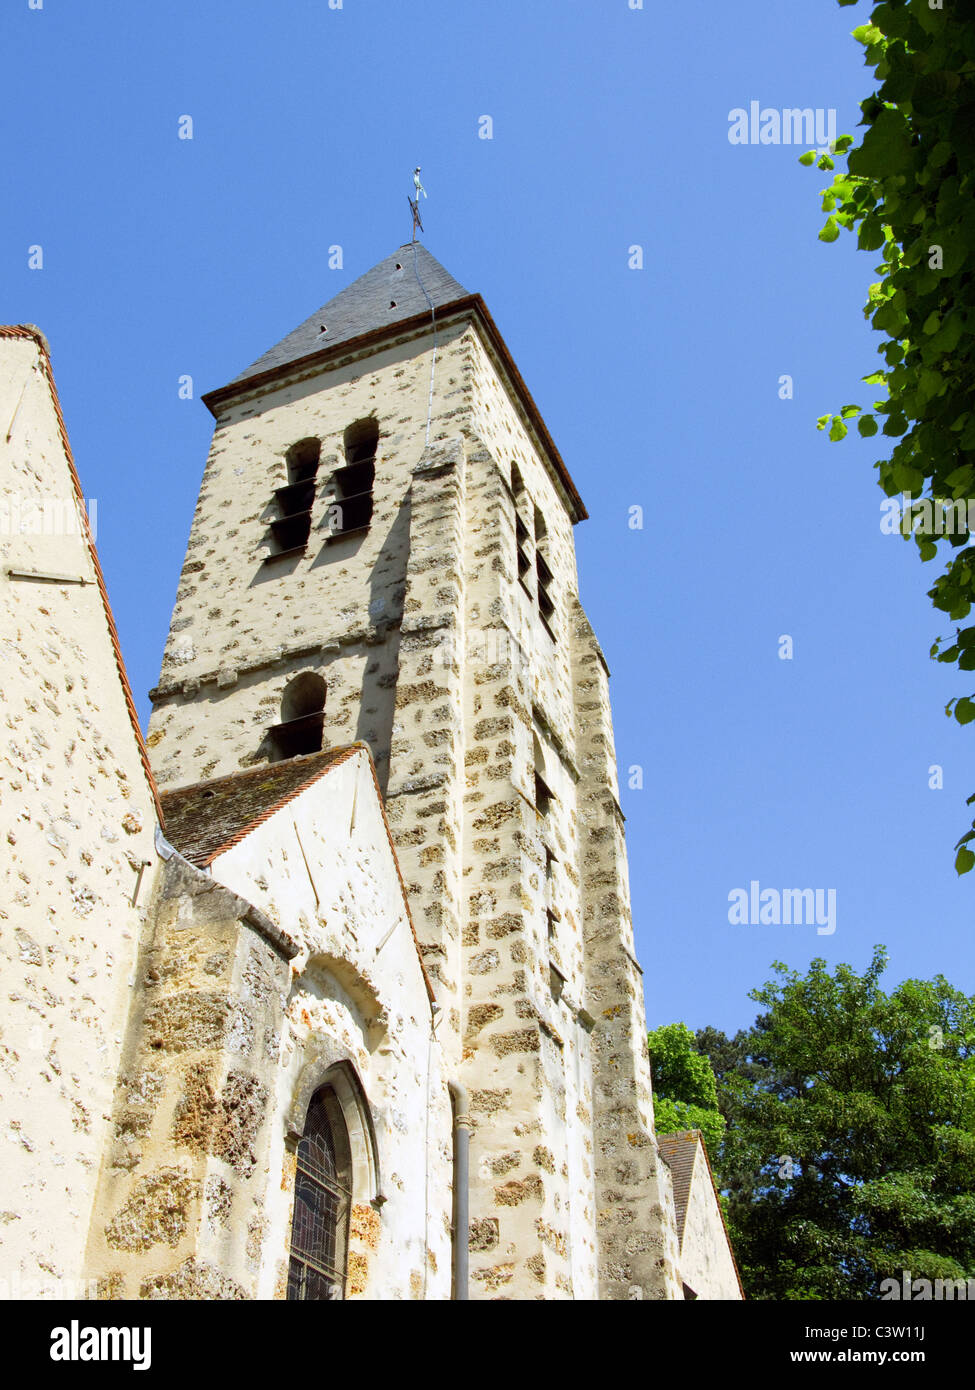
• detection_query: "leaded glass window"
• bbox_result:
[287,1086,352,1301]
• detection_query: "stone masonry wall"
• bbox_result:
[570,600,683,1299]
[147,321,473,795]
[83,855,293,1299]
[384,438,468,1071]
[142,296,684,1299]
[0,329,161,1297]
[456,435,598,1299]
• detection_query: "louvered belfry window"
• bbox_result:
[265,438,321,561]
[287,1086,352,1301]
[327,420,377,538]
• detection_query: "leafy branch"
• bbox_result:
[804,0,975,872]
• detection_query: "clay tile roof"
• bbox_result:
[657,1130,702,1239]
[159,744,438,1008]
[224,243,468,387]
[159,746,358,867]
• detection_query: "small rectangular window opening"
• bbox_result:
[536,549,555,636]
[268,711,325,761]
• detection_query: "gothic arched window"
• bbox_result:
[287,1085,353,1301]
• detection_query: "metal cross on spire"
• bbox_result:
[409,165,426,242]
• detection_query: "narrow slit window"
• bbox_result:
[545,846,557,897]
[534,771,553,818]
[534,732,554,818]
[516,513,532,589]
[536,550,555,634]
[534,506,555,635]
[287,1085,352,1302]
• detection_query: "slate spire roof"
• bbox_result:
[227,243,469,388]
[202,242,588,522]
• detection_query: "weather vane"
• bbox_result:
[409,166,426,242]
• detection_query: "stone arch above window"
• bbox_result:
[287,1059,382,1206]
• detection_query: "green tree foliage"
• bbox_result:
[712,947,975,1299]
[648,1022,726,1156]
[805,0,975,870]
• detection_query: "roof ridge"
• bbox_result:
[218,242,469,391]
[158,744,356,806]
[163,742,437,1009]
[186,748,361,865]
[1,325,166,829]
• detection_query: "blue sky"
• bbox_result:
[5,0,971,1036]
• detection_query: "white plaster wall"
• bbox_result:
[0,332,160,1295]
[680,1147,742,1300]
[206,749,452,1298]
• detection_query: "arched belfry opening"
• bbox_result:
[269,672,326,760]
[287,438,321,486]
[327,419,377,538]
[266,438,321,558]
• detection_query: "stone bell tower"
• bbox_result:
[147,243,683,1299]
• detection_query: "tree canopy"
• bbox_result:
[648,1022,725,1157]
[804,0,975,870]
[704,947,975,1299]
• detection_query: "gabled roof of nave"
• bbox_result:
[202,242,588,522]
[227,244,470,386]
[159,742,437,1005]
[656,1131,699,1238]
[159,745,359,867]
[657,1128,746,1297]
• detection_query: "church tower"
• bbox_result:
[146,244,683,1299]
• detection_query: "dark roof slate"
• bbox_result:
[657,1130,701,1239]
[226,243,468,388]
[159,747,357,867]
